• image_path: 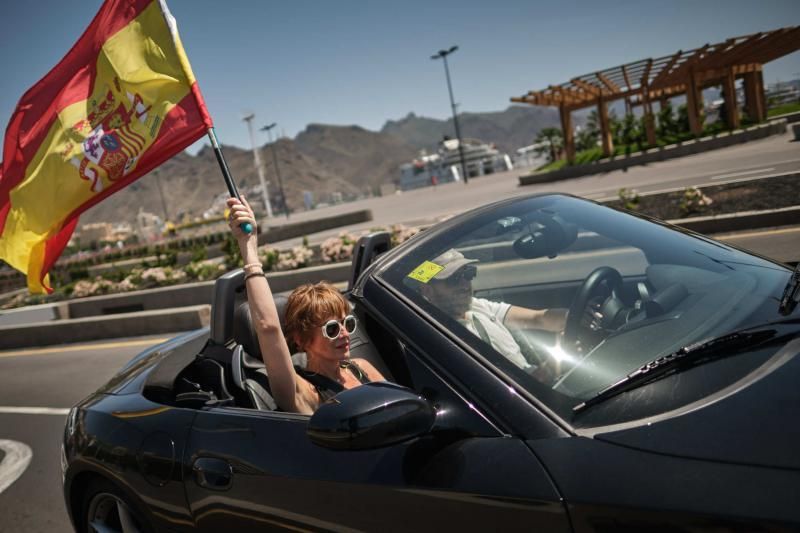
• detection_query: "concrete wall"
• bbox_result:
[520,119,788,186]
[0,305,210,349]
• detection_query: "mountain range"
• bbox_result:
[80,105,563,226]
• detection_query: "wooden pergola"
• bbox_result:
[511,26,800,163]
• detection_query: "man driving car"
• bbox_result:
[416,248,567,374]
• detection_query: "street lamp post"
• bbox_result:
[242,113,273,218]
[260,122,289,219]
[431,45,468,184]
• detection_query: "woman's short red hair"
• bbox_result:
[284,282,349,351]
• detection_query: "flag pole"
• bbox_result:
[155,0,252,234]
[207,127,253,234]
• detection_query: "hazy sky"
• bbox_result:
[1,0,798,153]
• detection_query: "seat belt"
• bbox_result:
[471,315,494,347]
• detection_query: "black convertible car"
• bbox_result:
[62,193,800,532]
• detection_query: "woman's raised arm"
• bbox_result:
[227,197,314,414]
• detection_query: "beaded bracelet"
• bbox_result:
[243,271,266,282]
[243,262,262,271]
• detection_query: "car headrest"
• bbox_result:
[232,294,290,360]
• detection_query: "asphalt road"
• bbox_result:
[0,134,798,531]
[0,335,172,533]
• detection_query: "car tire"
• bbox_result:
[81,477,152,533]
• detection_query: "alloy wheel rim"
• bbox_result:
[87,492,141,533]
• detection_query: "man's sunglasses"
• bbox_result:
[438,265,477,284]
[321,315,358,340]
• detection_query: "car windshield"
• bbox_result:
[377,194,793,426]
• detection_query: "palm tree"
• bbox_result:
[534,127,563,162]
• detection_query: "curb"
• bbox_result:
[668,206,800,235]
[0,305,210,350]
[520,119,788,185]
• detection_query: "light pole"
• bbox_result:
[260,122,289,219]
[242,113,273,218]
[431,45,468,184]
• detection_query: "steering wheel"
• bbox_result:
[563,266,624,349]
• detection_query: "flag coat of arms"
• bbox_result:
[0,0,212,293]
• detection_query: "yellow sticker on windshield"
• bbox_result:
[407,261,444,283]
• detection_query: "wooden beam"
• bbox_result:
[690,38,736,73]
[702,34,762,71]
[571,78,603,96]
[695,63,761,84]
[595,72,620,92]
[654,44,710,90]
[685,69,703,136]
[721,67,740,129]
[597,97,613,157]
[640,59,654,88]
[726,28,795,66]
[750,27,800,64]
[650,50,683,87]
[742,70,765,122]
[622,65,633,90]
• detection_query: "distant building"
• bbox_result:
[399,138,512,191]
[514,143,550,169]
[766,81,800,107]
[136,208,164,243]
[303,190,314,210]
[78,222,133,243]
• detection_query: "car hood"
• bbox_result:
[595,337,800,470]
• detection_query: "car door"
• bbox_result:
[182,304,570,531]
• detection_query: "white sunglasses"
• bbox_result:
[321,315,358,340]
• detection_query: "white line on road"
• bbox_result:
[0,439,33,494]
[0,406,70,416]
[710,167,775,180]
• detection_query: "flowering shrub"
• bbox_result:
[390,224,421,246]
[679,187,713,216]
[140,267,187,285]
[71,277,117,298]
[618,188,640,211]
[184,260,226,281]
[277,245,314,270]
[320,232,357,263]
[259,247,280,271]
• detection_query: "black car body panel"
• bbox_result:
[62,193,800,531]
[595,337,800,470]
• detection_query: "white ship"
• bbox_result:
[399,138,513,190]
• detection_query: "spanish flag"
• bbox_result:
[0,0,212,293]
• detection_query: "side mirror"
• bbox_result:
[307,382,436,450]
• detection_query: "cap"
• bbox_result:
[430,248,478,280]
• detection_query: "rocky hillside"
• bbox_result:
[381,105,563,153]
[80,105,563,226]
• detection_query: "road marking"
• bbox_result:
[0,337,170,359]
[0,407,71,415]
[710,167,775,180]
[0,440,33,495]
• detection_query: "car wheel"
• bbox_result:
[82,478,151,533]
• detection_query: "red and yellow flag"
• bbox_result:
[0,0,212,293]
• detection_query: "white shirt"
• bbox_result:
[462,297,530,370]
